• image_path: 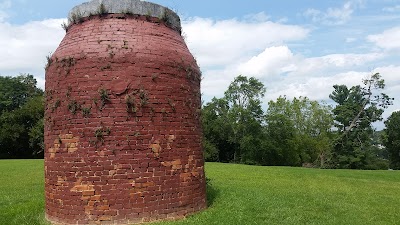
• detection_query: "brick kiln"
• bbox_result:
[44,0,206,224]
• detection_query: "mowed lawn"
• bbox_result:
[0,161,399,225]
[0,160,47,225]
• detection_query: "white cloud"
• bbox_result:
[267,71,367,102]
[182,17,309,68]
[304,3,352,25]
[199,42,384,104]
[251,52,381,102]
[183,12,386,104]
[367,27,400,50]
[237,46,296,78]
[298,53,383,74]
[0,18,66,88]
[303,1,363,25]
[372,65,400,84]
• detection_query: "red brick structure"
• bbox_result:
[44,1,206,224]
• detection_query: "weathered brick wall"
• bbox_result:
[44,14,206,224]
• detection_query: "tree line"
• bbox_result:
[202,74,400,170]
[0,74,44,159]
[0,74,399,170]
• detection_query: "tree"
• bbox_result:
[264,112,296,165]
[202,75,266,163]
[329,73,393,169]
[0,74,42,114]
[202,97,233,162]
[384,111,400,169]
[0,75,44,159]
[224,75,266,162]
[265,96,334,167]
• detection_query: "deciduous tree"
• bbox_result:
[202,75,266,163]
[0,75,44,159]
[384,111,400,169]
[329,73,393,169]
[265,96,334,167]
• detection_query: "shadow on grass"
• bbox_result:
[206,178,219,207]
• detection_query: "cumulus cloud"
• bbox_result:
[198,41,384,104]
[310,52,378,70]
[237,46,297,78]
[0,18,66,88]
[243,51,382,102]
[367,27,400,50]
[182,16,309,68]
[180,12,389,106]
[267,71,367,101]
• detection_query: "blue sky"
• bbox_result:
[1,0,399,128]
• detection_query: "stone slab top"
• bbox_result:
[68,0,181,32]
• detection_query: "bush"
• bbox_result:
[364,158,390,170]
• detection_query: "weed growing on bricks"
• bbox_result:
[82,106,91,118]
[97,3,109,17]
[159,9,172,27]
[58,56,76,75]
[69,10,84,24]
[139,89,149,107]
[98,88,110,109]
[109,50,115,58]
[66,86,72,98]
[125,94,137,113]
[94,126,111,144]
[100,63,111,71]
[167,98,176,112]
[122,9,133,16]
[45,53,53,70]
[61,22,69,32]
[67,100,81,114]
[51,99,61,112]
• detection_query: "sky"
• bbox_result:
[0,0,399,128]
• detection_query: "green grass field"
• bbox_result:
[0,160,399,225]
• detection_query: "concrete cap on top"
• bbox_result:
[68,0,181,32]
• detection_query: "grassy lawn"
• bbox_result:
[0,161,399,225]
[0,160,47,225]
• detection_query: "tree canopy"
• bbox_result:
[329,73,392,169]
[0,74,44,159]
[203,76,334,167]
[202,74,394,169]
[384,111,400,169]
[202,75,266,163]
